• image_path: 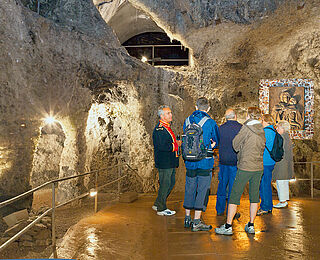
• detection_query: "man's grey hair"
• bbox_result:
[225,109,236,120]
[158,105,170,118]
[277,120,291,132]
[196,97,209,111]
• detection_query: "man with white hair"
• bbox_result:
[152,105,182,216]
[216,109,242,217]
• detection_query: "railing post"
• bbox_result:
[95,171,98,213]
[118,165,121,198]
[311,162,314,199]
[152,45,155,66]
[52,182,57,258]
[37,0,40,14]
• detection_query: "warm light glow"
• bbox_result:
[90,188,97,197]
[290,178,297,182]
[141,56,148,63]
[86,227,98,258]
[44,116,56,124]
[0,147,12,173]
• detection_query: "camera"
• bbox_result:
[206,148,214,158]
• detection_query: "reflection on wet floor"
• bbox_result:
[56,195,320,259]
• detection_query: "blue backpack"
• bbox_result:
[182,116,210,161]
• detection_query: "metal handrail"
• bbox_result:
[293,161,320,198]
[0,163,129,209]
[294,161,320,164]
[123,44,188,66]
[0,161,142,257]
[124,44,185,48]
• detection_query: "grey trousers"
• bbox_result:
[154,168,176,211]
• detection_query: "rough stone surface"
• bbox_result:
[0,0,181,205]
[0,0,320,209]
[2,213,52,249]
[30,123,66,187]
[128,0,292,43]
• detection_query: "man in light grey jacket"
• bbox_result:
[215,107,266,235]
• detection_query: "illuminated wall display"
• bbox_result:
[259,79,314,139]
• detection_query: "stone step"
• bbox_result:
[119,192,138,203]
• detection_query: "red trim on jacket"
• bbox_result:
[159,120,179,157]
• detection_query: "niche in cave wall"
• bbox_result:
[30,122,66,188]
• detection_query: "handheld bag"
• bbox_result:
[266,127,284,162]
[182,116,210,161]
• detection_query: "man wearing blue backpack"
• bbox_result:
[182,97,220,231]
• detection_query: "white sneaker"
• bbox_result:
[157,209,176,216]
[152,205,157,211]
[273,201,288,208]
[245,223,255,234]
[215,224,233,235]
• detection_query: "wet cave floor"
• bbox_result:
[54,194,320,260]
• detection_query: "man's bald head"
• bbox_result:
[225,109,236,120]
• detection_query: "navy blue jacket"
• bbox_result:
[183,110,220,170]
[152,121,179,169]
[219,120,242,166]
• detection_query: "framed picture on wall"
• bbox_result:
[259,79,314,139]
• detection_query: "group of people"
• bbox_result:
[152,97,294,235]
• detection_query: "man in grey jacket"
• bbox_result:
[215,107,266,235]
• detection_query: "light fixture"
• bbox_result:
[90,188,97,197]
[289,178,297,183]
[141,56,148,63]
[44,116,56,125]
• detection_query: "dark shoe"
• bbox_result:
[191,220,212,232]
[184,216,192,228]
[256,209,269,216]
[233,212,241,220]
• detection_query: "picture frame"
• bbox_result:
[259,79,314,139]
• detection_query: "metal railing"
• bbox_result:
[0,161,139,258]
[123,44,189,66]
[293,161,320,198]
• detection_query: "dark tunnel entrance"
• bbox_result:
[123,32,189,66]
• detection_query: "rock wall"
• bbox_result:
[128,0,320,192]
[30,123,66,188]
[0,0,319,210]
[128,0,293,45]
[0,0,186,210]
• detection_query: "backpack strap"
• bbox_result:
[185,116,191,127]
[185,115,210,127]
[265,126,276,133]
[198,116,210,127]
[244,124,265,141]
